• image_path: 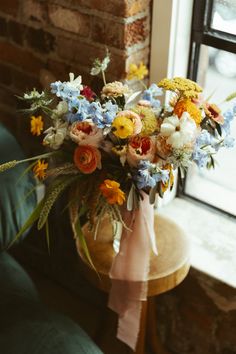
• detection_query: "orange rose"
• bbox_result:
[74,145,101,174]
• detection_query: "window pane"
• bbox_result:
[185,45,236,216]
[211,0,236,35]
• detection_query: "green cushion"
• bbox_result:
[0,123,37,249]
[0,305,103,354]
[0,252,39,305]
[0,252,102,354]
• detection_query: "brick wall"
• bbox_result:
[0,0,151,152]
[156,268,236,354]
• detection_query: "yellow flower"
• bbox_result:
[132,105,157,136]
[174,99,202,125]
[158,77,202,99]
[33,160,48,179]
[127,62,148,80]
[100,179,125,205]
[112,116,134,139]
[30,115,44,136]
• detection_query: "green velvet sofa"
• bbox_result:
[0,123,103,354]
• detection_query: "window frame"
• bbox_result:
[180,0,236,218]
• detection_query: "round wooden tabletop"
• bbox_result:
[79,214,191,297]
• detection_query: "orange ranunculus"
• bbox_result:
[173,99,202,125]
[74,145,101,174]
[100,179,125,205]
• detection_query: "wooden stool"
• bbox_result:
[80,214,190,354]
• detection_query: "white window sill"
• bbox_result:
[159,197,236,288]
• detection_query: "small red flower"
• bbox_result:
[81,86,96,101]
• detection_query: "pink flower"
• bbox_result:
[74,145,101,174]
[116,110,142,135]
[127,136,156,167]
[70,121,103,147]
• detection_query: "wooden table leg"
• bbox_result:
[146,297,170,354]
[132,300,148,354]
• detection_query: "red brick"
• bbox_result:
[8,21,27,45]
[125,16,150,47]
[0,16,7,37]
[0,0,19,16]
[125,0,151,17]
[52,0,126,17]
[47,59,70,81]
[11,67,40,92]
[25,27,55,53]
[49,5,90,36]
[0,63,12,86]
[22,0,47,23]
[0,85,17,108]
[0,40,44,75]
[57,37,105,67]
[91,17,125,49]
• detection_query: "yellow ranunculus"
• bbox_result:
[112,116,134,139]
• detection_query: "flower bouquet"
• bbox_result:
[1,51,235,350]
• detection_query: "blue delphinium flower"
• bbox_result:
[103,101,118,125]
[192,147,209,168]
[87,101,104,127]
[223,135,235,148]
[222,104,236,134]
[142,84,163,108]
[196,129,212,146]
[134,161,169,189]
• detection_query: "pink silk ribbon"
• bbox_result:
[108,193,157,350]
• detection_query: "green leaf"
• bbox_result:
[149,184,157,204]
[215,123,222,137]
[45,219,50,254]
[7,197,45,249]
[74,218,97,272]
[37,176,77,230]
[225,92,236,102]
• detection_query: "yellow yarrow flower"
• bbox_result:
[158,77,202,99]
[33,160,48,179]
[112,116,134,139]
[127,62,148,81]
[174,99,202,125]
[100,179,125,205]
[30,115,44,136]
[132,105,157,136]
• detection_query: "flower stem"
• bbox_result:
[101,70,107,86]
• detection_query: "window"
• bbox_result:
[183,0,236,216]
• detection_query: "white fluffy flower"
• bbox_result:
[43,120,68,150]
[52,101,68,119]
[160,112,197,149]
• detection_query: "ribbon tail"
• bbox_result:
[108,192,156,350]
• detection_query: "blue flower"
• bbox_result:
[133,161,169,189]
[222,104,236,134]
[192,147,209,168]
[51,81,81,103]
[103,101,118,125]
[87,101,104,127]
[142,84,163,108]
[196,130,212,146]
[223,135,235,148]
